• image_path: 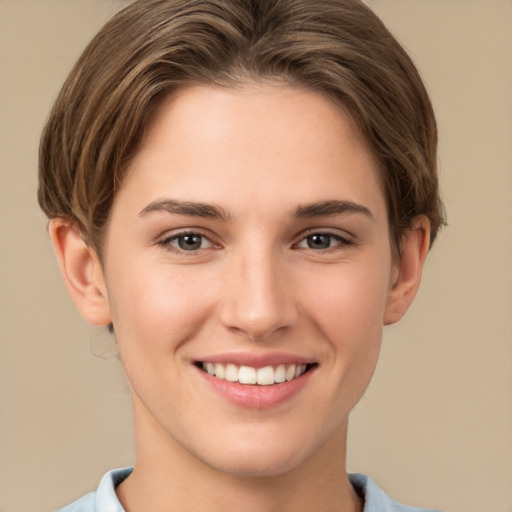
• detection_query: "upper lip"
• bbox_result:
[193,352,317,368]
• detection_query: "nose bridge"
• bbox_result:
[219,241,297,340]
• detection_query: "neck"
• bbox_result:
[117,394,362,512]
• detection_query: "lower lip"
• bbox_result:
[196,366,315,409]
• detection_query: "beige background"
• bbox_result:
[0,1,511,511]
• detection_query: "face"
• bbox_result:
[99,84,398,477]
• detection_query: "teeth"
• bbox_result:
[201,362,310,385]
[214,363,225,379]
[274,364,286,383]
[285,365,295,381]
[239,366,257,384]
[225,364,238,382]
[257,366,275,386]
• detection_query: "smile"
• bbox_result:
[198,362,313,386]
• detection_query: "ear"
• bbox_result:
[49,219,112,326]
[384,216,431,325]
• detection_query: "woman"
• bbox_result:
[38,0,444,510]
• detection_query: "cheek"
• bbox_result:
[305,262,390,343]
[303,261,391,396]
[107,261,217,356]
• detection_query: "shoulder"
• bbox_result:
[349,474,443,512]
[55,467,132,512]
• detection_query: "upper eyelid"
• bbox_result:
[291,229,355,251]
[158,227,213,241]
[157,229,216,250]
[164,232,211,242]
[157,231,218,256]
[155,227,354,246]
[295,227,354,241]
[295,233,350,246]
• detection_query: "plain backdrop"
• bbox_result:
[0,1,511,511]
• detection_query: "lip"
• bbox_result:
[193,352,317,410]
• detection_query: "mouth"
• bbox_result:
[195,361,317,386]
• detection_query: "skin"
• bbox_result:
[50,84,430,512]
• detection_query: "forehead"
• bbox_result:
[117,84,386,219]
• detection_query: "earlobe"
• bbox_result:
[49,219,112,326]
[384,216,431,325]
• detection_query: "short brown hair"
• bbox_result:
[38,0,445,255]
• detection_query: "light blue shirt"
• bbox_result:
[57,468,442,512]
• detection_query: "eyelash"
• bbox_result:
[157,230,216,254]
[157,229,353,254]
[294,231,353,251]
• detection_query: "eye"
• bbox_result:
[159,232,214,252]
[296,232,351,250]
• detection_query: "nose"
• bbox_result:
[218,247,299,341]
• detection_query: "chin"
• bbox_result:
[208,450,307,479]
[192,428,327,480]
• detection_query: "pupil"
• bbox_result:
[179,234,202,250]
[308,234,330,249]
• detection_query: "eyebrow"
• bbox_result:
[139,198,372,222]
[293,200,373,219]
[139,199,230,221]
